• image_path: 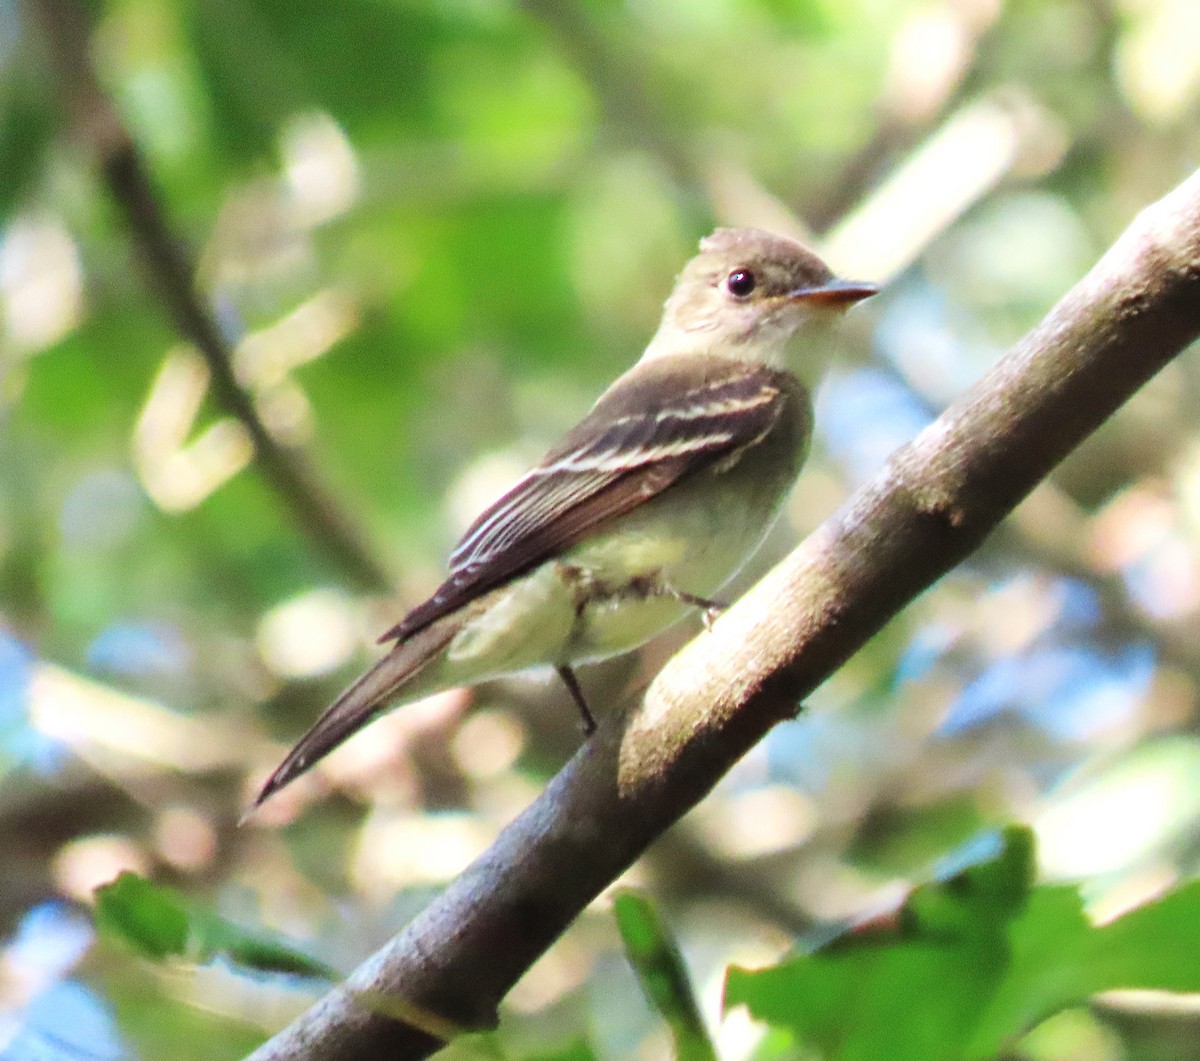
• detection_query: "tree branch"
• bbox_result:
[244,166,1200,1058]
[28,0,392,594]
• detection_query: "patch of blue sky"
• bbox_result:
[939,641,1157,742]
[86,622,190,679]
[0,981,130,1061]
[0,631,63,775]
[816,366,934,485]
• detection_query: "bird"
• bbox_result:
[249,227,876,812]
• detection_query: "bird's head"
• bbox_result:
[644,227,876,368]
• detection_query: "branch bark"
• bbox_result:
[246,173,1200,1059]
[28,0,392,594]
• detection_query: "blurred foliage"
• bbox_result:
[2,0,1200,1058]
[616,890,719,1061]
[94,870,337,979]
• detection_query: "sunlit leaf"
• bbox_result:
[727,828,1200,1060]
[724,827,1033,1061]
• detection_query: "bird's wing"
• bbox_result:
[381,355,795,643]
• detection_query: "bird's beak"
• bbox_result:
[788,278,878,306]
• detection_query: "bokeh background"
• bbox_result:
[3,0,1200,1057]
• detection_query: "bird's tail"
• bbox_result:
[245,620,457,817]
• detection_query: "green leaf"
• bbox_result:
[95,871,191,960]
[726,828,1200,1060]
[614,890,717,1061]
[724,828,1036,1061]
[94,872,337,981]
[903,824,1034,938]
[970,878,1200,1055]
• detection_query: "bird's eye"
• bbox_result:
[726,269,757,298]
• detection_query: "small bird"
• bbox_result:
[250,228,875,811]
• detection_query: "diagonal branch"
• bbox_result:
[28,0,392,593]
[244,167,1200,1058]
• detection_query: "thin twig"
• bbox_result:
[244,171,1200,1059]
[27,0,392,593]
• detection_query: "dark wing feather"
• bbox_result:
[381,355,795,643]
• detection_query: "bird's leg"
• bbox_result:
[555,664,597,735]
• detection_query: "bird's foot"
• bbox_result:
[669,589,728,629]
